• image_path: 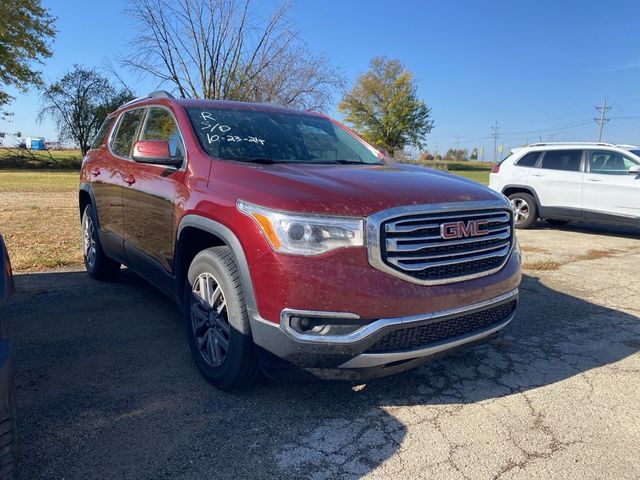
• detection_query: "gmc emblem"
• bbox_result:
[440,220,489,240]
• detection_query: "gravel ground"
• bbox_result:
[2,222,639,479]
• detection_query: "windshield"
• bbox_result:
[185,107,383,164]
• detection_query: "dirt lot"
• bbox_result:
[2,222,638,479]
[0,171,81,270]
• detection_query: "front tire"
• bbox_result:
[81,204,120,280]
[508,192,538,229]
[184,246,259,390]
[0,380,17,480]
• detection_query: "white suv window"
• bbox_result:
[515,152,541,167]
[540,150,583,172]
[589,150,638,175]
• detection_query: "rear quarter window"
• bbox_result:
[515,152,541,167]
[90,116,116,150]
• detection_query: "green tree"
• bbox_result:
[0,0,56,118]
[338,57,434,154]
[39,65,135,155]
[444,148,468,161]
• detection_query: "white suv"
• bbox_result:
[489,142,640,229]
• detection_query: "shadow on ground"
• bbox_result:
[2,269,639,479]
[532,219,639,239]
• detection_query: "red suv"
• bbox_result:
[79,91,521,389]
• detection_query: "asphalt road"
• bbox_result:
[3,223,640,479]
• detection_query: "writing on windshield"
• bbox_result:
[186,107,382,164]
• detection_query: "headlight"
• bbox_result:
[237,200,364,256]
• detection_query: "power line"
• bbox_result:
[490,121,500,162]
[594,97,612,142]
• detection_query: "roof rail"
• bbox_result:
[527,141,616,147]
[119,90,176,109]
[148,90,175,99]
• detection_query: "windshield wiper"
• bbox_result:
[310,159,382,165]
[226,157,284,165]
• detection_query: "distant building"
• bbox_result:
[26,137,46,150]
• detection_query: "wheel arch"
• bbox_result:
[501,184,540,206]
[79,184,96,225]
[175,215,257,315]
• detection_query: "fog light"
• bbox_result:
[290,316,331,335]
[284,311,369,339]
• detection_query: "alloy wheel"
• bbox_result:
[83,214,97,269]
[190,273,231,368]
[510,198,530,225]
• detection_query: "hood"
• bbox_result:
[211,161,506,217]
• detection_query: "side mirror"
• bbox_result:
[132,140,182,167]
[629,164,640,175]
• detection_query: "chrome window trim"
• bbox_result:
[366,199,514,286]
[280,287,518,344]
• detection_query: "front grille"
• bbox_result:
[377,207,513,284]
[367,300,517,353]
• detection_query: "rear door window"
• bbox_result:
[515,152,541,167]
[111,109,144,158]
[540,150,583,172]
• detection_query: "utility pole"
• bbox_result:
[454,134,461,160]
[594,97,611,142]
[491,121,500,162]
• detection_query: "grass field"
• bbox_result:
[0,168,489,272]
[454,169,489,185]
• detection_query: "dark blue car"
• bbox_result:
[0,234,16,479]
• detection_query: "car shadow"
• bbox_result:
[3,269,639,479]
[532,219,639,239]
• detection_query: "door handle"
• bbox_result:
[90,168,100,176]
[531,173,545,177]
[124,174,136,185]
[586,178,603,182]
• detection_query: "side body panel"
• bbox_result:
[527,151,584,212]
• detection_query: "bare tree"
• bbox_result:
[39,65,134,155]
[121,0,343,111]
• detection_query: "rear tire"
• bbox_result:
[184,246,260,390]
[508,192,538,229]
[82,204,120,281]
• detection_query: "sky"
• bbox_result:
[3,0,640,159]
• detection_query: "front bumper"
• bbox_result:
[250,287,518,381]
